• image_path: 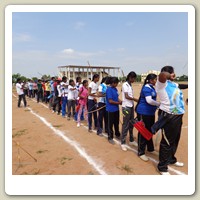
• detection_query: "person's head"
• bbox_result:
[101,76,108,84]
[62,76,67,82]
[126,71,137,83]
[161,66,175,81]
[17,78,21,83]
[110,77,119,87]
[69,79,75,86]
[144,73,157,86]
[92,74,100,82]
[105,76,112,85]
[76,76,82,83]
[82,80,88,87]
[51,77,55,81]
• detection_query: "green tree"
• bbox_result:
[12,73,21,83]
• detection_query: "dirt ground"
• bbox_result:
[12,83,188,175]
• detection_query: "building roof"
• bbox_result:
[58,65,120,70]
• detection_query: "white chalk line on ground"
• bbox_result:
[12,94,107,175]
[13,94,186,175]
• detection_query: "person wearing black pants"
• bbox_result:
[155,66,185,175]
[16,78,27,108]
[135,73,160,161]
[137,114,155,155]
[105,77,122,144]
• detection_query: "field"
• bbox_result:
[12,83,188,175]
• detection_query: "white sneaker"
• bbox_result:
[159,171,171,175]
[139,155,149,162]
[172,162,184,167]
[129,141,138,147]
[121,144,127,151]
[77,123,80,128]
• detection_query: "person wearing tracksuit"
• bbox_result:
[155,66,185,175]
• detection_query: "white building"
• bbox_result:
[141,70,160,82]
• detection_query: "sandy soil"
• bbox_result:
[12,83,188,175]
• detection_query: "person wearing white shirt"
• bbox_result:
[67,79,77,120]
[88,74,99,132]
[16,78,27,107]
[121,72,138,151]
[60,76,69,117]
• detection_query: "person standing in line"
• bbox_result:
[155,66,185,175]
[88,74,99,132]
[37,79,43,103]
[49,77,55,109]
[77,80,89,128]
[28,79,33,98]
[135,74,160,161]
[60,76,69,118]
[44,80,51,103]
[67,79,77,120]
[96,76,109,136]
[33,80,38,98]
[106,77,122,144]
[121,71,139,151]
[52,78,62,115]
[16,78,27,108]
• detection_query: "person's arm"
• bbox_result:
[88,87,98,97]
[108,98,121,105]
[145,96,160,107]
[158,72,171,83]
[124,93,138,102]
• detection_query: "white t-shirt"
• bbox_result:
[57,84,62,97]
[98,83,107,103]
[68,85,76,100]
[60,81,68,97]
[16,83,24,95]
[122,81,134,107]
[88,81,98,100]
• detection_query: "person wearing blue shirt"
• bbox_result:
[106,77,122,144]
[136,73,160,162]
[154,66,185,175]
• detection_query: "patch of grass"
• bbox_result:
[60,156,73,165]
[53,124,63,128]
[36,149,48,154]
[12,129,27,138]
[87,171,94,175]
[117,164,134,175]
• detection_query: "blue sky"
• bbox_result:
[12,12,188,78]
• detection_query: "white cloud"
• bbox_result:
[74,21,86,30]
[62,48,75,54]
[13,33,32,42]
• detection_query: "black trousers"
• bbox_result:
[157,112,183,172]
[107,110,120,140]
[52,96,61,113]
[97,102,108,134]
[18,94,27,107]
[137,114,155,156]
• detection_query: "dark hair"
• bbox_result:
[105,76,112,85]
[101,76,108,84]
[126,71,137,81]
[62,76,67,81]
[69,79,74,85]
[110,77,119,84]
[76,76,81,83]
[92,74,99,81]
[51,77,55,80]
[144,73,157,86]
[161,66,174,74]
[82,80,88,86]
[17,78,21,83]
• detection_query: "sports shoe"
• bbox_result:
[129,141,138,147]
[52,110,55,113]
[108,139,115,145]
[139,155,149,162]
[97,133,103,137]
[157,167,171,175]
[121,144,127,151]
[172,162,184,167]
[77,123,80,128]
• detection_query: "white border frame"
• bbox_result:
[5,5,195,195]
